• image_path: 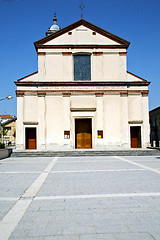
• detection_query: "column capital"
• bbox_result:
[62,93,71,97]
[37,92,46,97]
[95,93,104,97]
[16,91,24,97]
[120,92,128,97]
[141,91,149,97]
[37,52,45,56]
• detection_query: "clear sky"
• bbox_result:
[0,0,160,116]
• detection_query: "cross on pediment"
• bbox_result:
[79,2,85,19]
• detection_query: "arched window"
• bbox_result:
[74,54,91,81]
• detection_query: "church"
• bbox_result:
[15,15,150,150]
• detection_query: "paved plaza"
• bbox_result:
[0,154,160,240]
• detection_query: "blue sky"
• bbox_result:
[0,0,160,116]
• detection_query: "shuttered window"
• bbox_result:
[74,55,91,81]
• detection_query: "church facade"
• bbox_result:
[15,18,150,150]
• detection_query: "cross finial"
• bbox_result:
[53,12,57,25]
[79,2,85,19]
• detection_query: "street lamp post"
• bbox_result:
[0,95,13,101]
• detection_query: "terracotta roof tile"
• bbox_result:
[0,115,15,119]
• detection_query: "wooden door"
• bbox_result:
[26,128,37,149]
[75,119,92,149]
[130,126,141,148]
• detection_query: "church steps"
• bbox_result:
[11,149,160,158]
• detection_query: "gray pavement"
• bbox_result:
[0,155,160,239]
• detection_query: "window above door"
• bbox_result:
[74,55,91,81]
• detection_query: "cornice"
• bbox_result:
[16,90,149,96]
[15,81,150,87]
[36,44,129,50]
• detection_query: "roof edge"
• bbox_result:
[34,19,130,49]
[149,106,160,113]
[127,71,150,84]
[17,71,38,82]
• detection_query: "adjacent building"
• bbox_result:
[0,115,16,145]
[15,17,150,150]
[150,106,160,147]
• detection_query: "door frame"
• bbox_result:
[75,118,92,149]
[73,117,94,149]
[24,124,38,150]
[129,124,142,148]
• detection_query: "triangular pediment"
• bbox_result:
[34,19,130,49]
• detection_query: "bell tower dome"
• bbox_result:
[46,13,61,36]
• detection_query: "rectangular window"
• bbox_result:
[74,55,91,81]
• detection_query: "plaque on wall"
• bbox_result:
[64,131,70,139]
[97,130,103,138]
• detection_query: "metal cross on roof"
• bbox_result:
[79,2,85,19]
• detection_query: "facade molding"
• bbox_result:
[36,44,129,50]
[70,108,96,112]
[15,81,150,87]
[16,90,149,95]
[128,121,143,124]
[23,122,38,125]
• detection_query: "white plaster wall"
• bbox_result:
[40,52,127,82]
[128,94,142,121]
[62,55,73,81]
[71,95,96,108]
[103,54,127,80]
[38,55,45,80]
[44,26,120,45]
[45,54,63,80]
[92,55,103,80]
[24,95,38,122]
[45,95,64,147]
[103,94,121,146]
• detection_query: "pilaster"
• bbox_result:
[120,92,129,147]
[38,92,46,149]
[16,93,24,150]
[63,93,71,147]
[95,93,104,147]
[38,52,46,80]
[141,92,150,147]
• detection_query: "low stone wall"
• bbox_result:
[0,149,12,160]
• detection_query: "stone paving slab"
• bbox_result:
[0,155,160,240]
[37,170,160,196]
[0,173,40,197]
[0,201,17,221]
[122,156,160,161]
[127,161,160,169]
[0,157,52,172]
[53,160,142,171]
[8,197,160,239]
